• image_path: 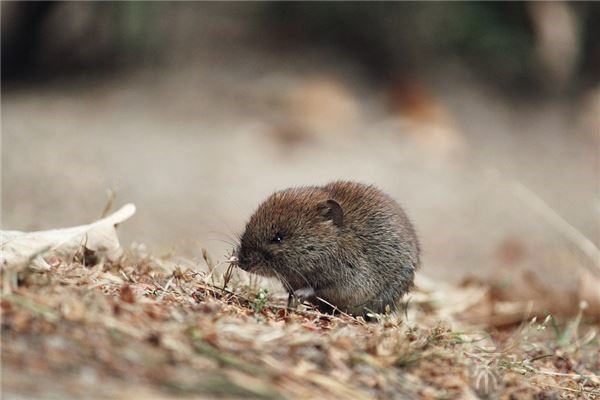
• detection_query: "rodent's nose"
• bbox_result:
[235,248,251,271]
[237,258,249,271]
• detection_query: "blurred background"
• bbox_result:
[2,2,599,310]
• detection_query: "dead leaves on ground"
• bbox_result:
[2,250,599,399]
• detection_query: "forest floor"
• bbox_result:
[3,8,600,398]
[2,247,599,400]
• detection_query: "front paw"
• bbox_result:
[287,287,316,308]
[293,287,315,303]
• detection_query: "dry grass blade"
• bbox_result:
[509,179,600,274]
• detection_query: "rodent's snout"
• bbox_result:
[231,247,245,270]
[233,246,253,272]
[234,245,273,275]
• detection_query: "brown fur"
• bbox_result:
[235,181,420,316]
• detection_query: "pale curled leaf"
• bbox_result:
[1,204,136,270]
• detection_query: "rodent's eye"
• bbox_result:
[270,232,284,244]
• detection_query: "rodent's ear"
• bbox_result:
[318,199,343,227]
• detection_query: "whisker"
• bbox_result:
[223,232,241,246]
[273,270,300,309]
[205,238,239,248]
[283,263,312,289]
[206,230,241,246]
[273,270,293,293]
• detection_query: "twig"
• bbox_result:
[511,366,600,385]
[537,383,597,395]
[157,276,175,301]
[316,296,369,327]
[202,248,217,286]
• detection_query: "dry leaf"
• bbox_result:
[1,204,136,270]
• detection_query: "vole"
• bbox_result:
[235,181,420,316]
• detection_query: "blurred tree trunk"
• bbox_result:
[2,1,56,80]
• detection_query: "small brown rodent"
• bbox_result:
[235,181,420,316]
